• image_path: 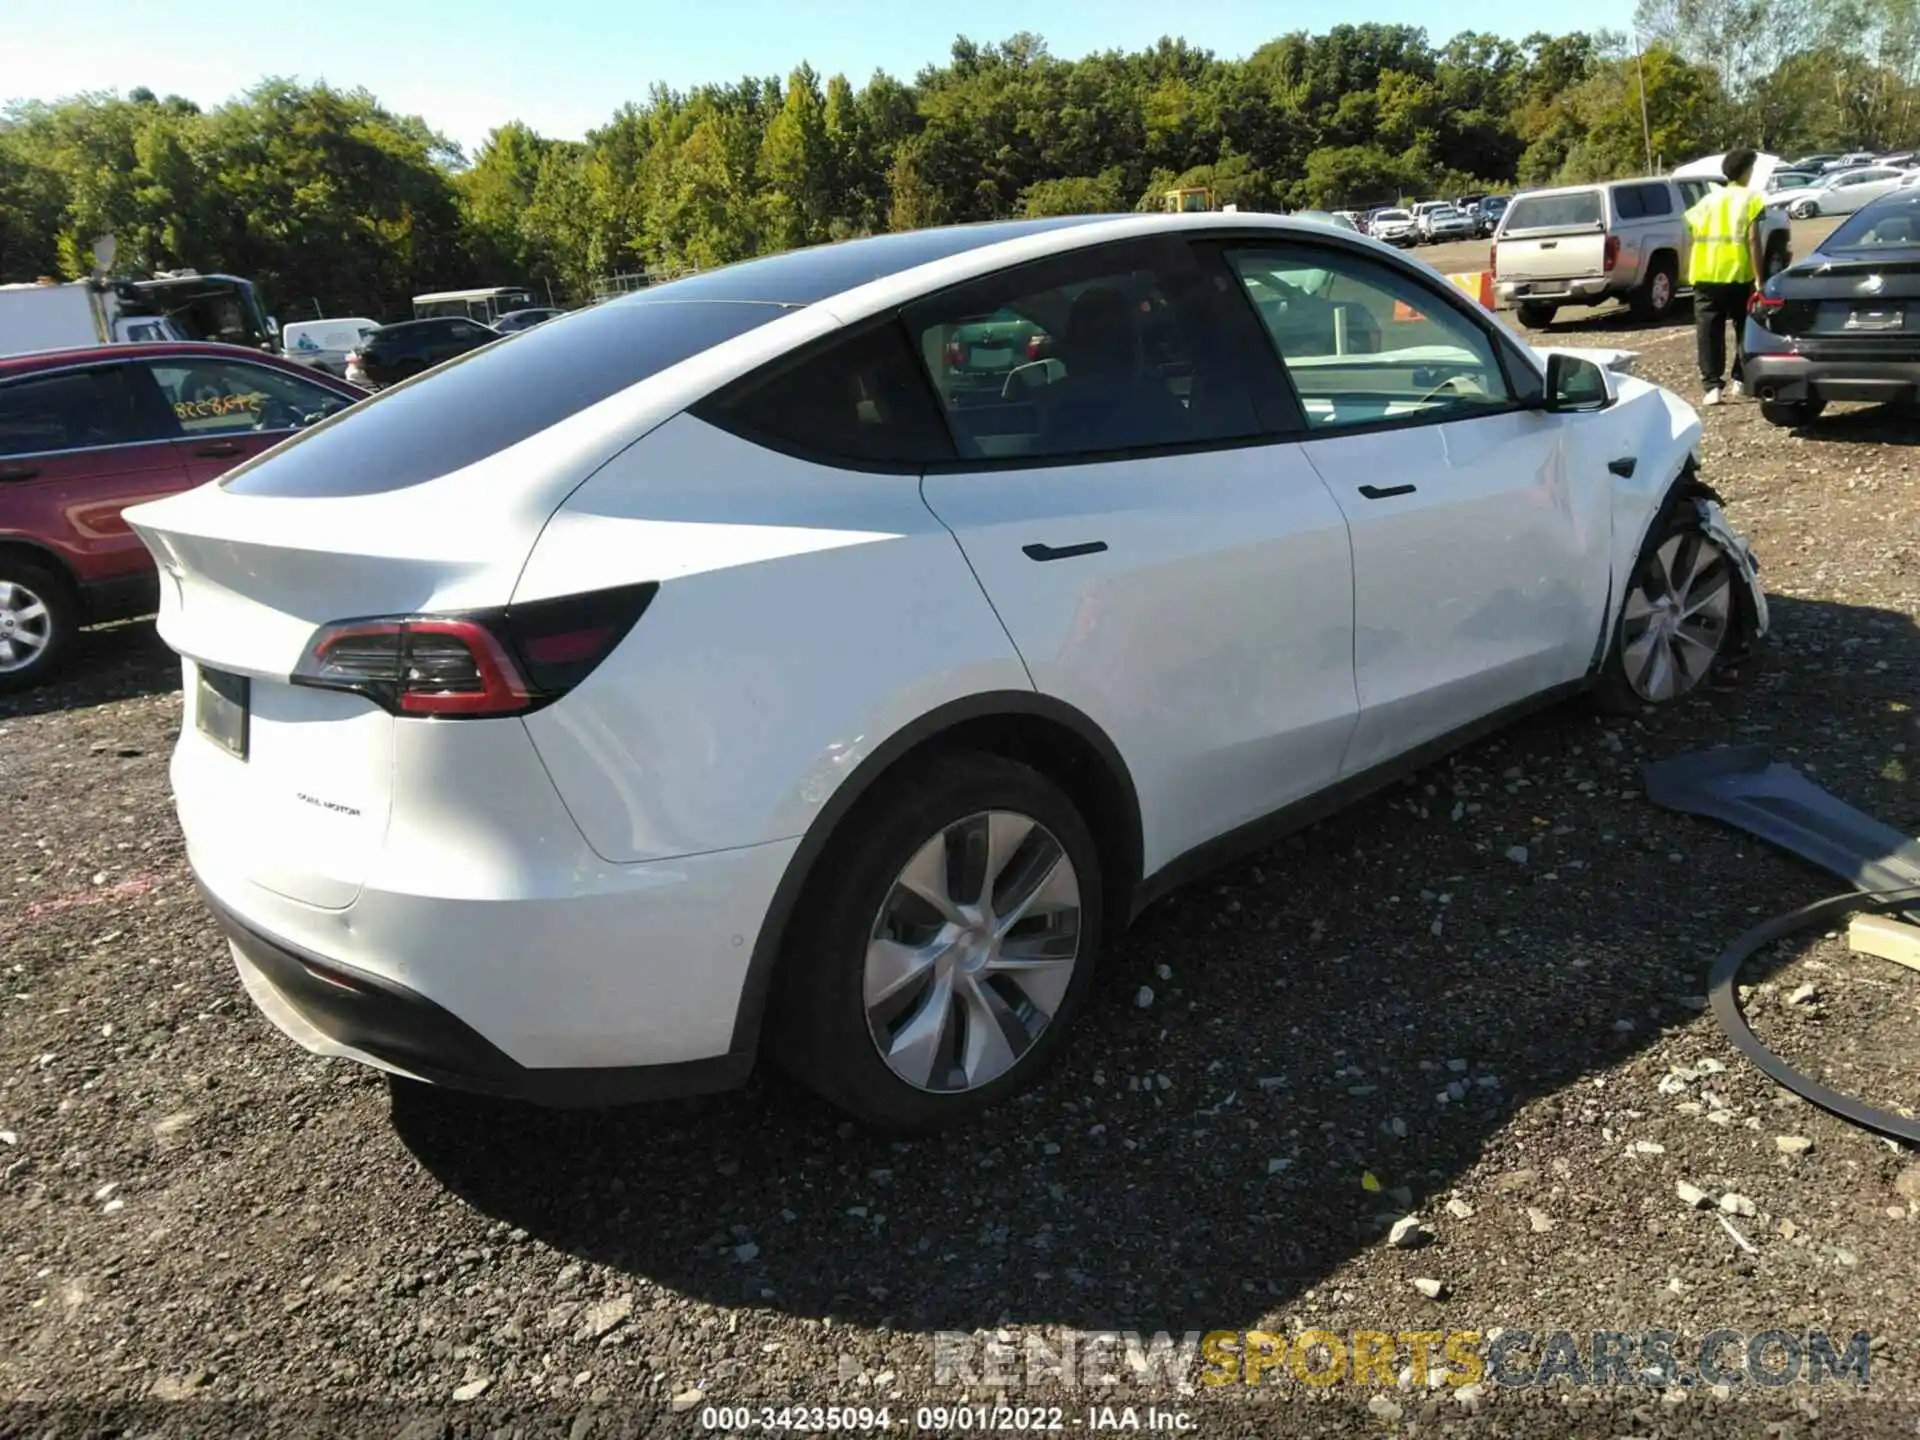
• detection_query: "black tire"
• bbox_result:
[1631,256,1679,321]
[1763,243,1791,281]
[0,555,79,694]
[768,751,1105,1132]
[1592,490,1751,715]
[1761,398,1826,427]
[1517,301,1559,329]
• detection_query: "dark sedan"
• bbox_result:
[345,316,500,387]
[494,307,567,333]
[1745,190,1920,427]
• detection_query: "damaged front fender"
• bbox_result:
[1692,494,1770,642]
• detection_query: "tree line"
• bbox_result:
[3,3,1917,322]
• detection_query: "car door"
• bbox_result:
[910,235,1361,877]
[0,361,190,587]
[139,355,357,484]
[1213,239,1615,778]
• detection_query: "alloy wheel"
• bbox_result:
[1651,270,1673,311]
[0,579,53,674]
[1620,531,1734,703]
[863,809,1082,1094]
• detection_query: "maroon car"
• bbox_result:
[0,341,365,690]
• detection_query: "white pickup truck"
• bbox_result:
[1492,176,1792,328]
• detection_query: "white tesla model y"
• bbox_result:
[126,212,1767,1130]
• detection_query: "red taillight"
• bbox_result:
[291,582,657,718]
[345,350,361,364]
[1603,235,1621,273]
[1025,333,1046,360]
[1751,291,1785,312]
[944,341,967,367]
[294,618,531,716]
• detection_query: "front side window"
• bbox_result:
[146,359,354,437]
[1226,246,1511,433]
[903,249,1262,462]
[0,367,166,457]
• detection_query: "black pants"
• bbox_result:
[1695,281,1753,388]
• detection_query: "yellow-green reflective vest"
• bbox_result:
[1685,184,1766,285]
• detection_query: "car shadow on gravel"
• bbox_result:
[1792,405,1920,446]
[391,593,1918,1337]
[0,619,177,719]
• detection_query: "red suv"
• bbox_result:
[0,341,364,690]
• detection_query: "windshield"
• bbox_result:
[1503,191,1604,230]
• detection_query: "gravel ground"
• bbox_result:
[2,307,1918,1439]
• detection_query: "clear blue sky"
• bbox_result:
[3,0,1632,156]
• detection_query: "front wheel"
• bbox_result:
[1517,301,1559,329]
[1594,505,1747,713]
[770,752,1104,1132]
[1791,199,1819,219]
[1761,398,1827,428]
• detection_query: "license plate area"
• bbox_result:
[1846,303,1904,331]
[196,664,250,760]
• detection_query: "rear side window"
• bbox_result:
[1504,191,1604,230]
[1612,187,1645,220]
[0,366,166,457]
[221,298,793,497]
[692,320,954,468]
[1635,183,1675,216]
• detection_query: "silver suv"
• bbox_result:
[1493,177,1792,329]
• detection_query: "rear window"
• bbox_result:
[1826,197,1920,248]
[1503,191,1605,231]
[221,298,794,498]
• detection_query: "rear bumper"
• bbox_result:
[1743,350,1920,405]
[202,878,752,1105]
[1494,277,1612,305]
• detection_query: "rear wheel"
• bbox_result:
[1791,198,1820,219]
[1632,257,1679,321]
[0,557,77,694]
[1517,301,1559,329]
[1594,503,1745,713]
[769,752,1103,1132]
[1761,398,1827,428]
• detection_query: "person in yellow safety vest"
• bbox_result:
[1684,147,1768,407]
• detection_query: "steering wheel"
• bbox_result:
[253,398,301,432]
[1412,372,1471,406]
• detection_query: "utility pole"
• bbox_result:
[1636,39,1656,173]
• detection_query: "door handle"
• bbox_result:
[1608,456,1637,478]
[0,463,41,482]
[1022,541,1108,562]
[1357,483,1417,500]
[193,440,243,458]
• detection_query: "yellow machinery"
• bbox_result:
[1162,187,1215,213]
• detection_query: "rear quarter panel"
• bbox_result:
[514,414,1034,864]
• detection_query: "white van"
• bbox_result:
[283,317,380,378]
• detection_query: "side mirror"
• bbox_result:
[1540,351,1614,413]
